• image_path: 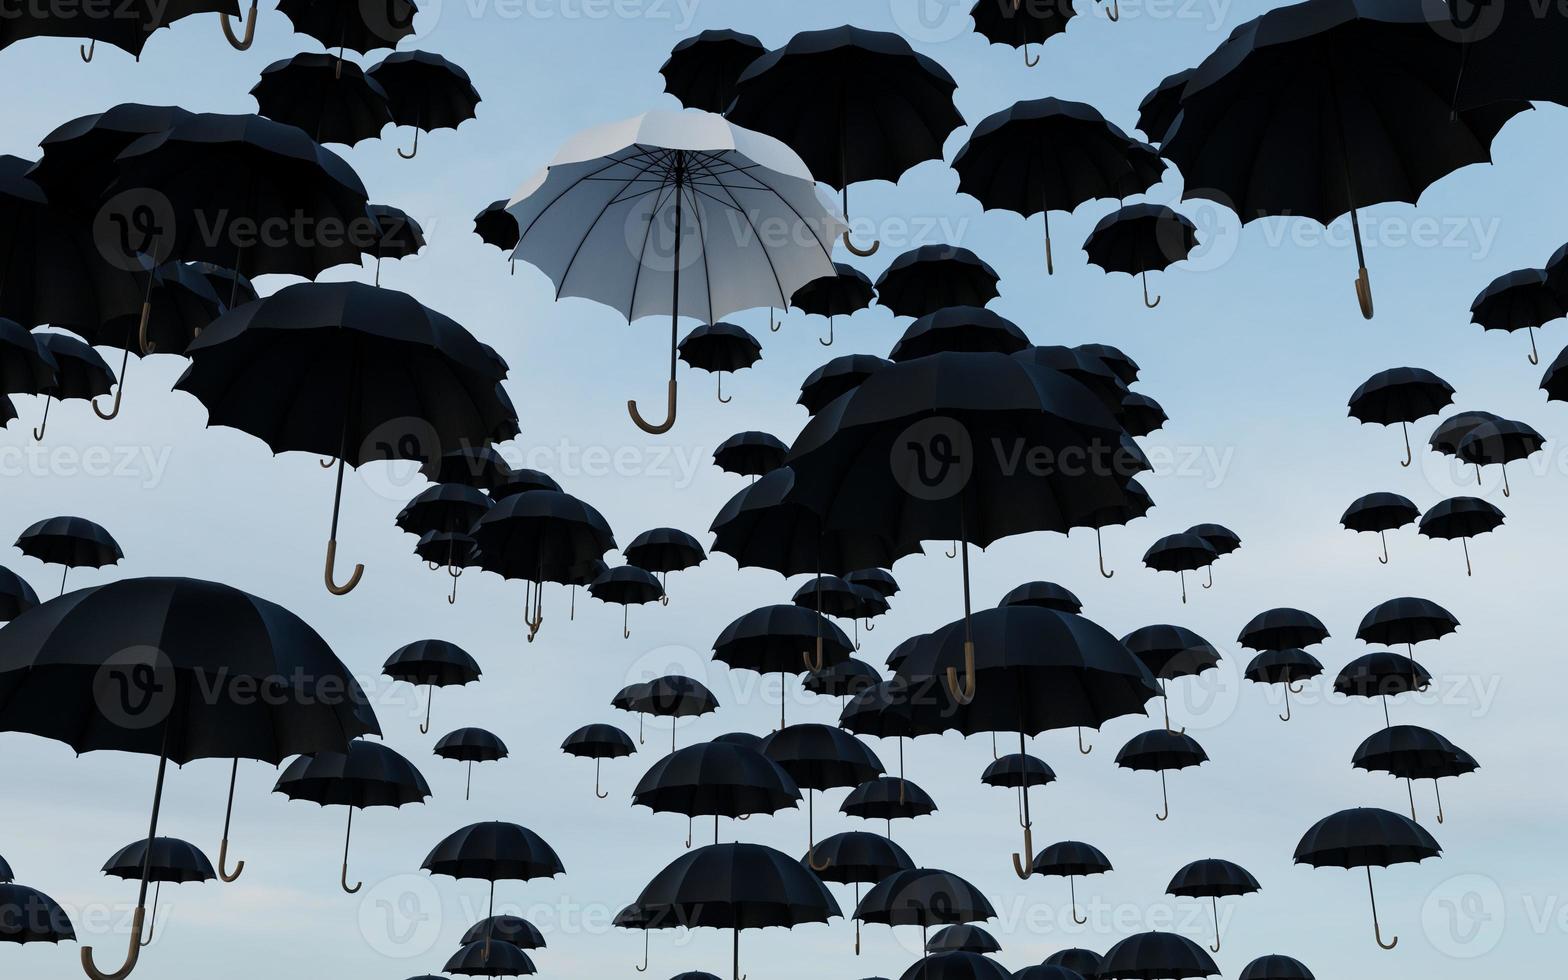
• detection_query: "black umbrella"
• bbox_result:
[251,53,393,147]
[798,354,893,415]
[970,0,1075,67]
[14,516,122,594]
[1115,730,1207,822]
[633,741,801,847]
[953,98,1164,273]
[1470,268,1563,365]
[1428,410,1502,459]
[679,322,762,403]
[368,51,480,159]
[712,602,854,727]
[728,26,963,256]
[802,830,912,955]
[981,753,1056,848]
[589,565,664,639]
[623,842,840,980]
[839,677,925,799]
[363,204,426,284]
[841,776,938,837]
[1447,1,1568,108]
[1083,204,1197,308]
[561,723,636,799]
[624,527,706,603]
[875,247,1001,319]
[761,723,884,862]
[397,484,494,556]
[1099,932,1218,979]
[997,580,1083,613]
[620,675,720,753]
[0,565,40,621]
[100,838,214,947]
[1141,534,1215,604]
[714,431,788,480]
[927,924,1001,955]
[491,468,562,500]
[1341,492,1420,564]
[192,264,256,307]
[890,307,1030,363]
[1044,948,1102,977]
[444,939,535,977]
[1457,418,1544,497]
[435,728,509,801]
[1167,859,1260,953]
[1238,608,1329,653]
[791,263,875,347]
[1243,649,1323,723]
[0,883,74,944]
[1357,596,1459,654]
[901,951,1013,980]
[471,489,615,640]
[1029,840,1111,926]
[804,657,882,702]
[423,446,514,491]
[0,394,12,427]
[1078,476,1153,579]
[29,333,115,440]
[1419,496,1503,576]
[1294,807,1441,950]
[28,105,189,210]
[474,200,521,274]
[661,29,766,113]
[846,568,899,599]
[1335,651,1432,728]
[416,531,482,596]
[1118,392,1166,438]
[0,576,376,977]
[855,867,995,959]
[275,738,430,893]
[1,0,236,60]
[462,915,546,950]
[1239,955,1314,980]
[1137,68,1193,144]
[794,576,878,649]
[1120,625,1219,733]
[382,639,481,734]
[273,0,417,60]
[1354,724,1478,825]
[0,318,56,397]
[1160,0,1530,319]
[423,821,565,943]
[1184,524,1239,590]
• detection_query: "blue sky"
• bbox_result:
[3,1,1566,978]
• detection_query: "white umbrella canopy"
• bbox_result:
[507,109,844,432]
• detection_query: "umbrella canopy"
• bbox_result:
[561,723,635,799]
[398,484,494,539]
[633,742,800,845]
[900,952,1013,980]
[1470,268,1564,364]
[982,753,1056,790]
[1428,410,1502,457]
[1353,724,1477,824]
[434,727,508,801]
[1030,840,1110,925]
[623,527,706,601]
[660,29,766,113]
[1341,493,1420,564]
[1237,608,1329,652]
[251,53,393,147]
[712,604,856,719]
[472,489,615,639]
[841,776,938,826]
[1243,648,1324,722]
[1184,524,1239,589]
[890,307,1030,363]
[0,0,236,59]
[791,263,875,347]
[1239,955,1314,980]
[1356,597,1459,650]
[679,322,762,403]
[1167,859,1260,953]
[588,566,664,638]
[714,431,788,479]
[1137,68,1193,144]
[1118,392,1167,438]
[804,657,882,699]
[1542,343,1568,402]
[444,938,536,977]
[1099,932,1219,979]
[29,333,116,439]
[1121,625,1219,733]
[275,0,417,56]
[1448,1,1568,108]
[473,199,521,271]
[1419,497,1504,576]
[1044,949,1103,977]
[970,0,1075,66]
[998,582,1081,614]
[798,354,893,416]
[461,915,546,949]
[14,516,122,594]
[1334,651,1432,727]
[1115,730,1207,821]
[101,837,215,884]
[617,675,720,752]
[1141,534,1215,603]
[1457,418,1545,497]
[762,723,884,858]
[368,51,481,159]
[1294,806,1441,949]
[382,639,481,733]
[0,566,40,621]
[846,568,899,599]
[491,469,562,500]
[927,924,1001,955]
[423,821,565,929]
[855,868,995,955]
[875,246,1001,319]
[0,318,56,396]
[361,204,426,283]
[1082,204,1198,308]
[0,883,74,944]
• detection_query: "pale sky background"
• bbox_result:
[2,1,1566,978]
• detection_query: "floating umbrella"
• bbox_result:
[0,318,56,397]
[1160,0,1529,319]
[398,484,494,540]
[1099,932,1218,979]
[798,354,892,415]
[1341,492,1420,564]
[846,568,899,600]
[1184,524,1239,589]
[363,204,426,284]
[491,468,562,500]
[0,394,12,426]
[0,566,39,621]
[471,489,615,640]
[434,728,509,801]
[0,577,376,978]
[416,531,482,598]
[507,110,841,433]
[623,675,720,753]
[192,264,256,308]
[271,0,417,61]
[1137,68,1193,144]
[1029,841,1111,926]
[1448,1,1568,108]
[624,527,706,603]
[1356,596,1459,654]
[678,322,762,403]
[855,868,995,960]
[712,732,763,750]
[875,247,1001,319]
[1457,418,1544,497]
[633,741,800,848]
[1419,496,1503,576]
[462,915,546,950]
[1044,948,1103,976]
[1167,859,1260,953]
[981,753,1056,849]
[29,333,115,440]
[839,678,924,799]
[474,200,521,274]
[444,939,535,977]
[712,602,854,727]
[901,951,1013,980]
[927,924,1001,956]
[1083,204,1197,308]
[1353,725,1477,825]
[1141,534,1215,604]
[804,657,882,702]
[970,0,1075,67]
[275,738,431,893]
[0,883,73,945]
[761,723,884,863]
[1120,625,1219,733]
[802,831,912,955]
[1239,955,1314,980]
[1079,477,1153,579]
[1,854,13,881]
[1294,807,1441,950]
[1118,392,1167,438]
[0,0,236,60]
[792,263,875,347]
[250,53,393,147]
[422,821,565,943]
[422,447,513,490]
[368,51,480,159]
[382,639,481,734]
[728,26,963,256]
[1428,410,1502,460]
[1243,649,1323,723]
[1115,730,1207,822]
[841,776,937,838]
[794,576,871,648]
[954,98,1164,273]
[14,516,122,594]
[589,565,664,638]
[1334,651,1432,728]
[561,724,636,799]
[714,431,788,480]
[1238,608,1329,653]
[1018,346,1130,417]
[100,838,214,947]
[28,105,189,210]
[1470,268,1563,364]
[660,29,766,113]
[889,307,1030,362]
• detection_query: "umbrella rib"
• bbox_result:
[627,180,680,323]
[681,180,717,325]
[692,158,792,311]
[553,149,676,307]
[514,144,667,240]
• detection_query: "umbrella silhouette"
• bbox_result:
[804,657,882,703]
[1243,649,1323,723]
[1239,955,1314,980]
[1238,608,1329,654]
[0,0,235,60]
[423,821,565,949]
[1542,343,1568,402]
[619,675,720,753]
[621,842,840,980]
[761,723,884,864]
[1353,725,1478,825]
[362,204,426,284]
[14,516,121,595]
[1419,496,1504,576]
[1099,931,1218,979]
[981,753,1056,854]
[473,200,521,275]
[399,490,492,600]
[0,565,39,621]
[841,776,937,838]
[1142,534,1215,604]
[0,394,12,427]
[1083,204,1198,308]
[847,568,900,600]
[491,468,561,501]
[889,307,1030,363]
[998,581,1081,614]
[855,867,994,961]
[1341,493,1420,564]
[1448,0,1568,108]
[472,490,615,640]
[713,732,763,750]
[444,939,536,977]
[1043,948,1103,977]
[368,51,480,159]
[876,246,1001,319]
[382,639,481,735]
[29,334,115,440]
[27,105,188,210]
[624,528,706,605]
[1121,625,1220,733]
[506,110,841,433]
[729,26,963,257]
[712,603,854,727]
[1166,859,1260,953]
[1078,343,1139,385]
[1029,841,1111,926]
[660,29,765,113]
[0,883,74,945]
[561,724,636,799]
[1356,597,1459,655]
[0,577,377,979]
[266,0,416,62]
[589,565,664,639]
[714,432,788,480]
[1018,346,1130,417]
[0,318,57,398]
[415,531,482,599]
[1470,268,1564,365]
[632,741,800,847]
[970,0,1075,67]
[435,728,509,801]
[678,322,761,403]
[791,264,875,347]
[1294,807,1441,950]
[1185,524,1239,589]
[1119,392,1167,438]
[100,838,214,947]
[1115,730,1208,822]
[927,924,1000,955]
[1137,68,1193,144]
[1335,651,1433,728]
[803,830,912,954]
[1160,0,1530,319]
[798,354,893,416]
[1428,410,1502,461]
[793,576,877,650]
[250,54,393,147]
[462,915,546,950]
[1457,418,1545,497]
[1077,477,1153,579]
[840,678,926,803]
[274,738,431,893]
[954,98,1164,273]
[901,951,1012,980]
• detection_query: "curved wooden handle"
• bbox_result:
[943,641,977,705]
[220,1,258,49]
[628,380,678,434]
[81,906,144,980]
[324,539,365,596]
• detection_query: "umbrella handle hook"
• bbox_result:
[1400,422,1413,467]
[1078,728,1093,755]
[81,906,145,980]
[218,837,246,882]
[33,396,51,441]
[1070,876,1087,925]
[1156,771,1170,821]
[1202,565,1213,590]
[80,39,95,61]
[943,641,977,706]
[1528,326,1540,365]
[341,809,362,894]
[802,639,826,674]
[1105,0,1120,20]
[1368,866,1398,949]
[808,847,833,872]
[842,230,880,258]
[819,317,834,347]
[1011,824,1033,880]
[1023,44,1039,68]
[634,931,649,972]
[717,372,731,404]
[1354,265,1374,320]
[946,541,957,559]
[1096,528,1114,578]
[628,379,678,434]
[769,307,781,332]
[1142,271,1161,308]
[220,1,258,49]
[94,342,133,420]
[419,692,432,735]
[398,128,419,160]
[324,538,364,595]
[595,758,609,799]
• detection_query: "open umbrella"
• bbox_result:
[855,868,994,960]
[434,728,508,801]
[889,308,1030,363]
[761,723,884,863]
[712,602,854,727]
[0,318,56,397]
[0,566,40,621]
[14,516,122,594]
[846,568,900,600]
[471,489,615,640]
[901,952,1013,980]
[1120,625,1219,733]
[1294,807,1441,950]
[804,657,882,702]
[660,29,766,113]
[1238,608,1329,653]
[561,723,635,799]
[1356,596,1459,654]
[490,468,562,501]
[1447,0,1568,108]
[269,0,417,61]
[474,200,520,274]
[1029,841,1111,926]
[251,53,393,147]
[382,639,481,734]
[0,883,74,945]
[1083,204,1197,308]
[1457,418,1544,497]
[399,489,493,601]
[462,915,546,951]
[1470,268,1564,365]
[1428,410,1502,460]
[368,51,480,159]
[802,831,912,955]
[1166,859,1260,953]
[791,264,875,347]
[1419,496,1503,576]
[1119,392,1167,438]
[100,838,214,947]
[875,247,1001,319]
[1239,955,1314,980]
[678,322,761,403]
[29,333,115,440]
[624,528,706,603]
[798,354,893,416]
[444,939,535,977]
[927,924,1001,956]
[633,741,800,848]
[1335,651,1432,728]
[841,776,938,838]
[1543,343,1568,402]
[1141,534,1215,604]
[1099,932,1218,979]
[714,431,788,480]
[1353,725,1477,824]
[1115,730,1207,822]
[1044,948,1103,977]
[1243,649,1323,723]
[363,204,426,285]
[1138,68,1193,144]
[506,110,841,433]
[1341,492,1420,563]
[970,0,1075,67]
[981,753,1056,851]
[1185,524,1239,589]
[422,821,565,944]
[1,0,237,61]
[1078,477,1153,579]
[621,675,720,753]
[589,565,664,638]
[839,678,925,799]
[416,532,482,598]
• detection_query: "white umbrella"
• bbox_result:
[508,109,843,433]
